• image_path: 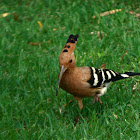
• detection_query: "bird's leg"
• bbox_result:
[73,96,83,126]
[91,95,97,104]
[96,93,103,104]
[74,96,83,110]
[97,97,103,104]
[91,95,103,104]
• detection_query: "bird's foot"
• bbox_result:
[74,115,79,126]
[98,97,103,104]
[91,96,103,104]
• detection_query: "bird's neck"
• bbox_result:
[69,61,76,69]
[66,64,76,72]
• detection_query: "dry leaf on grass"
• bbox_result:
[128,11,140,18]
[37,21,43,28]
[97,31,107,39]
[91,31,107,39]
[133,82,138,90]
[29,42,40,46]
[48,40,52,43]
[113,114,118,119]
[61,27,65,30]
[101,64,106,69]
[53,28,57,31]
[0,13,10,18]
[63,99,73,107]
[13,13,18,21]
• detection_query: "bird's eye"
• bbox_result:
[69,59,72,63]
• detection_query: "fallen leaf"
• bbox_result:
[90,32,94,35]
[29,42,40,46]
[53,28,57,31]
[37,21,43,28]
[0,13,10,18]
[113,114,118,119]
[48,40,52,43]
[97,31,107,39]
[90,31,107,38]
[66,124,70,128]
[63,99,73,107]
[101,64,106,69]
[128,11,140,19]
[13,13,18,21]
[59,108,62,114]
[133,82,137,90]
[61,27,65,30]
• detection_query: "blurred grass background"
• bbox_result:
[0,0,140,139]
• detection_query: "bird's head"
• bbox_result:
[56,34,79,96]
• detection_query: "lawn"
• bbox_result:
[0,0,140,139]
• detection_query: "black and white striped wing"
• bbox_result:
[87,67,130,88]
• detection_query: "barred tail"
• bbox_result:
[113,72,140,82]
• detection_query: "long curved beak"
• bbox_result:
[56,65,66,96]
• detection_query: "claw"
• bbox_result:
[98,98,103,104]
[74,115,79,126]
[91,95,103,104]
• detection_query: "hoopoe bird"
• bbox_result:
[56,34,140,111]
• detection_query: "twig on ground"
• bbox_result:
[92,9,122,18]
[121,48,129,60]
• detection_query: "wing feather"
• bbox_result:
[87,67,119,88]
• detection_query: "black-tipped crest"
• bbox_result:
[63,49,68,52]
[67,34,79,43]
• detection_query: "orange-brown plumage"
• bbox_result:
[56,34,104,110]
[56,34,140,111]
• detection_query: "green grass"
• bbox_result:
[0,0,140,139]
